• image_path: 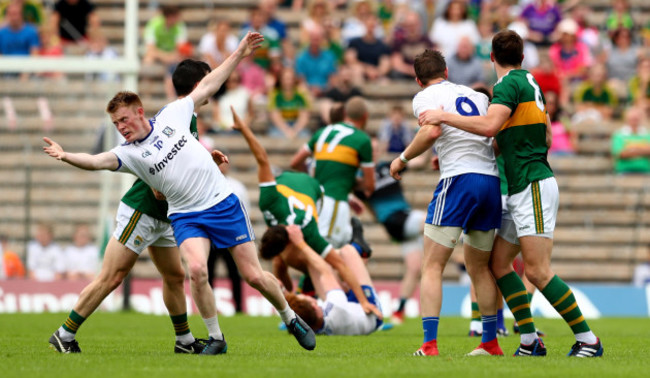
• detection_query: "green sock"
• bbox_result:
[496,272,536,334]
[62,310,86,334]
[170,313,191,336]
[471,302,481,322]
[541,275,591,334]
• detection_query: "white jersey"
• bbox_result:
[111,97,232,215]
[318,290,379,336]
[412,80,498,179]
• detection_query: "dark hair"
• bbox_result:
[161,5,181,17]
[414,49,446,84]
[172,59,211,96]
[106,91,143,114]
[260,225,289,260]
[492,30,523,67]
[285,293,321,330]
[329,103,345,123]
[443,0,468,21]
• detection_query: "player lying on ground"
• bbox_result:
[281,225,383,335]
[230,106,382,319]
[43,32,315,353]
[48,59,222,355]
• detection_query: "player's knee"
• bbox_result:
[187,262,208,282]
[524,265,553,288]
[162,268,185,286]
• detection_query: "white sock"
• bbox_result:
[203,316,223,340]
[279,305,296,325]
[521,332,537,345]
[575,331,598,344]
[176,333,195,345]
[57,326,75,342]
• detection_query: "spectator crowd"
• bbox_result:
[2,0,650,281]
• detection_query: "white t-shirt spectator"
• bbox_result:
[199,32,238,66]
[27,240,65,281]
[64,243,99,277]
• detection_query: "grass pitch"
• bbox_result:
[1,312,649,377]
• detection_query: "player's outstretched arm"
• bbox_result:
[324,249,383,319]
[43,137,119,171]
[231,106,274,183]
[389,124,441,180]
[190,32,264,106]
[418,104,510,137]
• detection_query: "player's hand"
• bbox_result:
[151,188,166,200]
[211,149,229,165]
[238,31,264,57]
[389,158,406,180]
[42,137,66,160]
[230,105,248,132]
[285,224,305,246]
[418,106,445,126]
[361,301,383,320]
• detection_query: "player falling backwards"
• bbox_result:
[44,32,316,354]
[419,29,602,357]
[229,105,382,320]
[48,59,220,355]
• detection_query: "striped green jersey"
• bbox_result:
[307,122,373,201]
[259,172,331,256]
[492,70,553,195]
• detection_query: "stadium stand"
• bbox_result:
[2,0,650,283]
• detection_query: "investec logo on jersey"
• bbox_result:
[149,135,188,175]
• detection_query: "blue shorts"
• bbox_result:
[169,193,255,248]
[346,285,383,330]
[426,173,501,233]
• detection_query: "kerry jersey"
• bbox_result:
[492,69,553,195]
[259,171,331,256]
[305,122,373,201]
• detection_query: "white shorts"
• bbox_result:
[113,202,177,254]
[497,194,519,245]
[506,177,558,240]
[318,195,352,248]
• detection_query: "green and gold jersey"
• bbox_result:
[259,172,331,256]
[120,114,198,222]
[307,122,373,201]
[492,70,553,195]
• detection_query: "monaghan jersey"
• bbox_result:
[305,122,373,201]
[318,290,379,336]
[111,97,232,216]
[119,115,199,222]
[412,80,498,179]
[259,172,332,257]
[492,69,553,195]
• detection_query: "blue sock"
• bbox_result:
[497,308,505,330]
[422,317,439,343]
[481,315,497,343]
